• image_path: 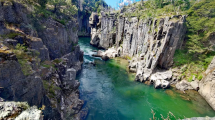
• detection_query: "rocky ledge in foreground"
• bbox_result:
[0,101,43,120]
[183,117,215,120]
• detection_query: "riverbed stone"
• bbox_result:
[176,80,193,92]
[190,80,199,91]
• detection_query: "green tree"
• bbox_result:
[38,0,48,9]
[48,0,66,13]
[186,0,215,54]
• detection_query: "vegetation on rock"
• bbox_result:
[173,0,215,81]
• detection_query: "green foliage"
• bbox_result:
[53,58,62,64]
[186,0,215,54]
[188,76,193,82]
[172,0,215,82]
[42,80,61,98]
[47,0,66,12]
[197,74,203,81]
[173,50,215,81]
[17,102,30,110]
[13,44,33,76]
[173,50,192,66]
[122,55,132,60]
[1,32,22,39]
[125,0,190,20]
[53,17,66,25]
[38,0,48,8]
[13,44,41,76]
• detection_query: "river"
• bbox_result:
[77,37,215,120]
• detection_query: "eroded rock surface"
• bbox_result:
[0,102,43,120]
[0,1,84,119]
[199,57,215,110]
[89,12,186,89]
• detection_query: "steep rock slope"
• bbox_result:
[199,57,215,110]
[0,1,84,119]
[89,11,186,88]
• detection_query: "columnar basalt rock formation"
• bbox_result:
[89,11,187,88]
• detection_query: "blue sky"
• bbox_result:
[105,0,140,8]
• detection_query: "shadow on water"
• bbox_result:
[77,37,215,120]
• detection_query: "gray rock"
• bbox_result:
[199,57,215,110]
[153,79,170,89]
[183,116,215,120]
[161,80,170,88]
[15,106,43,120]
[150,69,172,81]
[38,19,79,59]
[29,37,50,62]
[3,39,18,46]
[102,55,109,61]
[0,60,44,106]
[190,80,199,91]
[89,12,186,89]
[176,80,193,92]
[0,102,43,120]
[154,80,162,88]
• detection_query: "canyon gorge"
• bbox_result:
[0,0,215,120]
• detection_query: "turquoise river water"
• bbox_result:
[77,37,215,120]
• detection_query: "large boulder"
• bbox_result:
[176,80,193,92]
[190,80,199,91]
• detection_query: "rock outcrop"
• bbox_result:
[38,19,79,59]
[0,102,43,120]
[183,117,215,120]
[199,57,215,110]
[89,11,187,88]
[0,1,84,119]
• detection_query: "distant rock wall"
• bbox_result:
[89,11,187,88]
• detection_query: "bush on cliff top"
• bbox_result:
[124,0,191,20]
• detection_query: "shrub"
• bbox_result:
[173,50,192,67]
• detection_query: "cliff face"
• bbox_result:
[78,12,91,37]
[0,1,84,119]
[38,18,79,59]
[89,11,187,88]
[199,57,215,110]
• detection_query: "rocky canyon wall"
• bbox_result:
[0,1,84,119]
[89,11,187,88]
[199,57,215,110]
